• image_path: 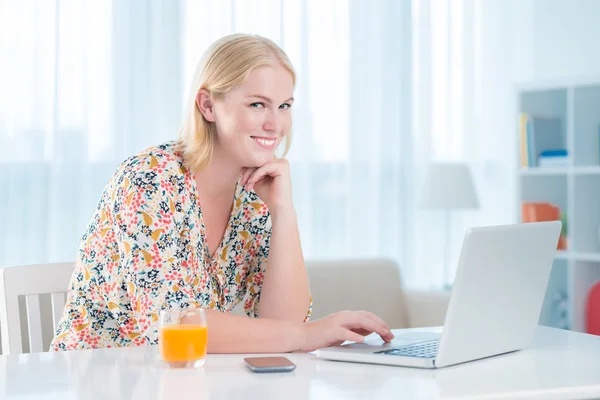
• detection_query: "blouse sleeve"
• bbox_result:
[242,219,313,322]
[113,160,200,346]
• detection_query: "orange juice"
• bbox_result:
[159,324,208,363]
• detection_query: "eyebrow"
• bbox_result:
[248,94,294,103]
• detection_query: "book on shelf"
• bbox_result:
[538,149,568,168]
[519,113,567,168]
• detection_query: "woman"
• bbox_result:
[51,33,394,353]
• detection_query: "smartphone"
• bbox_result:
[244,356,296,373]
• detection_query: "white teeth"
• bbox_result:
[254,138,275,146]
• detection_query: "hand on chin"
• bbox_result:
[240,158,294,214]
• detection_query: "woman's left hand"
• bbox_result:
[241,159,294,213]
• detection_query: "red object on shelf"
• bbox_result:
[521,202,566,250]
[586,281,600,336]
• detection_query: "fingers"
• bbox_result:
[338,328,365,344]
[245,164,280,191]
[358,311,389,330]
[240,168,255,187]
[358,316,391,341]
[341,312,394,343]
[240,160,289,191]
[358,311,394,342]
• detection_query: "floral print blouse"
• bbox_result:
[51,141,312,351]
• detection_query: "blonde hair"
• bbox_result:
[178,33,296,172]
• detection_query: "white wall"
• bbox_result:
[521,0,600,81]
[535,0,600,80]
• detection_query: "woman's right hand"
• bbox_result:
[298,311,395,353]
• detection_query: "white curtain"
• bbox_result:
[0,0,518,289]
[0,0,183,266]
[182,0,414,273]
[411,0,521,288]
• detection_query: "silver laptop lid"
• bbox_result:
[435,221,562,368]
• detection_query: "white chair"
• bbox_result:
[0,262,74,355]
[306,258,451,329]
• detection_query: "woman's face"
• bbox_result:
[211,63,294,168]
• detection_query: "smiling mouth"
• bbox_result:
[251,136,277,149]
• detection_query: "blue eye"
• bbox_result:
[279,103,292,110]
[250,102,265,109]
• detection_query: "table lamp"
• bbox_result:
[420,162,480,289]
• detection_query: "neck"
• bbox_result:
[193,146,242,202]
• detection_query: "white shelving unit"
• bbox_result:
[517,78,600,334]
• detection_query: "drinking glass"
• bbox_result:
[159,307,208,368]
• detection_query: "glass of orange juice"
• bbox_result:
[159,307,208,368]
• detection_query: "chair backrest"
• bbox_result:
[306,258,410,329]
[0,262,74,355]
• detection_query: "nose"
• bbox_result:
[263,109,282,133]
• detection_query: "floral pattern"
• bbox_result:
[50,141,312,351]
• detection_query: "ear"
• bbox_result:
[195,89,216,122]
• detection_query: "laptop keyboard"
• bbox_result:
[374,339,439,359]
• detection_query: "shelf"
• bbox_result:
[515,77,600,92]
[569,260,600,333]
[573,85,600,166]
[573,175,600,253]
[517,80,600,333]
[519,167,567,176]
[570,252,600,262]
[539,259,568,328]
[554,251,600,262]
[574,166,600,175]
[519,166,600,176]
[519,174,567,214]
[555,251,569,260]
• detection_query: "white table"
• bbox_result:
[1,325,600,400]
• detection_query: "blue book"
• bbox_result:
[526,117,565,167]
[540,149,568,157]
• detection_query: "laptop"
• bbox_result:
[316,221,562,369]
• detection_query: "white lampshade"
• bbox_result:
[420,163,480,210]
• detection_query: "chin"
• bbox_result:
[246,155,275,168]
[243,152,275,168]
